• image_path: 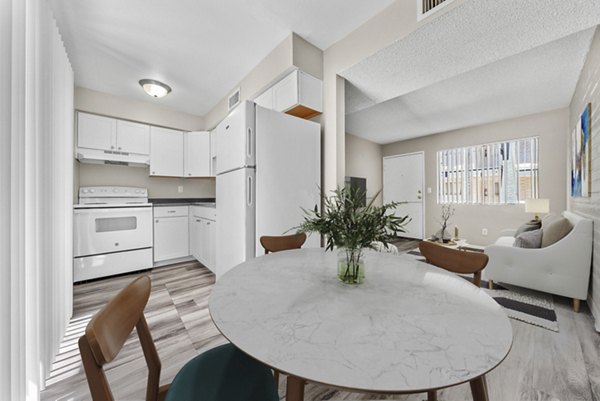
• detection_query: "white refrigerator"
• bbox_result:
[216,101,321,278]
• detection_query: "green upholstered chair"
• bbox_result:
[165,343,278,401]
[79,275,277,401]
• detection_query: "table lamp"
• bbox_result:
[525,198,549,221]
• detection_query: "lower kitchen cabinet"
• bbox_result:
[154,206,189,262]
[189,206,216,272]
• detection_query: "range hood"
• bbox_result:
[75,147,150,167]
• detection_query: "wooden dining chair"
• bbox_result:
[418,241,490,401]
[79,275,278,401]
[259,232,307,390]
[260,233,307,254]
[418,241,489,287]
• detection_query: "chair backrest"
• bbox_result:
[260,233,307,254]
[418,241,489,287]
[79,275,164,401]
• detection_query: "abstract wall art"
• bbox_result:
[571,103,592,197]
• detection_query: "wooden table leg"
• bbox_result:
[470,375,489,401]
[286,375,305,401]
[427,390,437,401]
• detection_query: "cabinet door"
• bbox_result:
[150,127,183,176]
[117,120,150,154]
[77,112,116,151]
[209,129,217,177]
[189,216,200,261]
[273,70,298,112]
[255,87,273,109]
[184,131,210,177]
[154,216,189,262]
[207,219,216,271]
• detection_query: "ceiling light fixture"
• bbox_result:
[139,79,171,98]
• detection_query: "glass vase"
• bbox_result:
[337,248,365,284]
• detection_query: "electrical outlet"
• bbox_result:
[482,228,488,236]
[178,186,184,193]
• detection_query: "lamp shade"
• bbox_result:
[525,198,549,214]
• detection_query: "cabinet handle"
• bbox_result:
[206,222,210,225]
[188,173,191,176]
[115,242,119,247]
[196,219,200,222]
[118,147,122,150]
[152,171,156,174]
[110,146,114,149]
[155,220,159,223]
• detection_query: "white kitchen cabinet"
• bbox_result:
[154,206,189,262]
[254,87,273,109]
[210,128,217,177]
[189,205,216,272]
[77,112,116,151]
[255,69,322,120]
[116,120,150,154]
[77,112,150,155]
[150,127,184,176]
[184,131,211,177]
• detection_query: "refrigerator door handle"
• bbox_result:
[247,175,253,206]
[247,128,253,158]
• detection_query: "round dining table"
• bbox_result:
[209,248,513,401]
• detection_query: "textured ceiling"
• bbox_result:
[48,0,395,116]
[343,0,600,144]
[346,29,596,144]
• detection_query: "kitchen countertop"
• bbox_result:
[149,198,215,207]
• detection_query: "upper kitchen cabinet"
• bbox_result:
[116,120,150,154]
[76,112,150,166]
[150,127,184,177]
[184,131,211,177]
[77,112,115,151]
[255,69,322,120]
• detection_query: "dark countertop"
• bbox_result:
[149,198,215,205]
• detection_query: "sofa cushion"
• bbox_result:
[541,217,573,247]
[514,220,542,237]
[495,236,516,246]
[514,229,543,248]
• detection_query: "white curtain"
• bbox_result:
[0,0,74,400]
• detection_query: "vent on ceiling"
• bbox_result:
[228,87,241,111]
[418,0,455,20]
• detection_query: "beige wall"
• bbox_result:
[203,33,324,130]
[204,35,294,129]
[345,133,383,206]
[383,108,568,245]
[75,87,205,130]
[569,27,600,330]
[74,87,215,200]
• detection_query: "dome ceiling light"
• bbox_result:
[139,79,171,98]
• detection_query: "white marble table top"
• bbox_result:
[209,248,513,393]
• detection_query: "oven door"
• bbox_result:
[74,207,153,257]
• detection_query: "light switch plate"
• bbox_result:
[178,186,184,193]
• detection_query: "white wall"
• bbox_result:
[1,1,74,399]
[569,27,600,330]
[383,108,568,245]
[345,133,383,206]
[74,87,215,200]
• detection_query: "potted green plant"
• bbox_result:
[297,186,410,284]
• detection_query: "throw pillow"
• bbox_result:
[541,217,573,247]
[514,229,543,248]
[514,220,542,237]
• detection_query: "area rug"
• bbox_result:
[406,250,559,332]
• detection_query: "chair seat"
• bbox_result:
[165,343,278,401]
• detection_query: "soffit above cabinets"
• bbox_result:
[342,0,600,144]
[48,0,395,116]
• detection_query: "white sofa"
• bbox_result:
[484,211,593,311]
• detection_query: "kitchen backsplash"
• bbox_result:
[76,162,215,200]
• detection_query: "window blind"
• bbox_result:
[437,137,539,205]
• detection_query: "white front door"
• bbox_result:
[383,152,424,239]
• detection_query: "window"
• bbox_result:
[437,137,539,205]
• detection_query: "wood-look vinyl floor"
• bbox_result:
[41,250,600,401]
